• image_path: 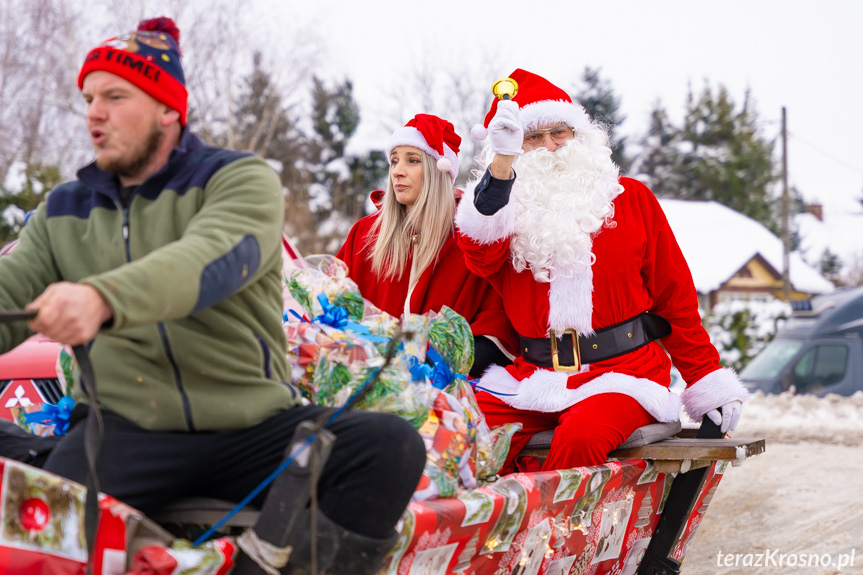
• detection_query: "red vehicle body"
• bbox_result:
[0,336,64,421]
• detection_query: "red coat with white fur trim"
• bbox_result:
[455,176,748,422]
[337,193,518,356]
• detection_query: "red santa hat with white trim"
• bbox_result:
[471,68,592,140]
[387,114,461,183]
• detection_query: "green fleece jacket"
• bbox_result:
[0,130,299,431]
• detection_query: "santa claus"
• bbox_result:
[456,69,748,471]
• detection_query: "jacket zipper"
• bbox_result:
[122,209,131,262]
[121,203,195,431]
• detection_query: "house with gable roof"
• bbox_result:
[658,199,834,312]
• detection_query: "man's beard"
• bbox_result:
[508,138,623,282]
[96,120,164,179]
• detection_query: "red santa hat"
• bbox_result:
[471,68,592,140]
[387,114,461,183]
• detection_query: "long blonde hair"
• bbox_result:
[369,150,456,282]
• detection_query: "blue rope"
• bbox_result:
[471,384,517,397]
[191,367,382,546]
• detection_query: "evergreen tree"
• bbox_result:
[574,67,630,172]
[0,163,61,244]
[705,299,790,371]
[303,77,388,253]
[632,102,686,196]
[635,83,778,233]
[220,52,306,176]
[680,84,778,231]
[819,248,844,285]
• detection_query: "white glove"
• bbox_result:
[706,400,742,433]
[488,100,524,156]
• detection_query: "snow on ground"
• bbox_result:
[682,391,863,574]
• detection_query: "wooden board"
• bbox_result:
[609,437,765,462]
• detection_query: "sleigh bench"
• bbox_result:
[519,421,765,474]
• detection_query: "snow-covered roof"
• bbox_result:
[795,210,863,274]
[658,199,835,295]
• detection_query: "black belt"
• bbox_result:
[519,312,671,371]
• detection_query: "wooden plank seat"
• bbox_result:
[151,496,261,530]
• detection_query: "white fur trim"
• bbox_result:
[454,180,517,244]
[387,126,459,182]
[519,100,592,133]
[681,367,749,420]
[471,124,489,140]
[547,265,594,335]
[478,365,681,422]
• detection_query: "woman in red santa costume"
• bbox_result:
[456,69,749,471]
[337,113,517,376]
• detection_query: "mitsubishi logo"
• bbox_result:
[4,385,34,409]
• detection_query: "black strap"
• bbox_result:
[520,312,671,367]
[637,414,724,575]
[73,345,102,574]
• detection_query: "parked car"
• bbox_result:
[740,286,863,396]
[0,336,64,422]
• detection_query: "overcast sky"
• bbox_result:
[274,0,862,215]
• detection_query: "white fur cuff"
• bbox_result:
[455,183,516,244]
[681,367,749,420]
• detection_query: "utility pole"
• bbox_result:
[781,107,792,301]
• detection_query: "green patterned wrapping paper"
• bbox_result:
[428,306,475,375]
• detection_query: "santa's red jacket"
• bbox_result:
[456,176,748,422]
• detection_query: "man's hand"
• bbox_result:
[705,400,742,433]
[26,282,113,346]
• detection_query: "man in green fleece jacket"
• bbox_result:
[0,17,424,574]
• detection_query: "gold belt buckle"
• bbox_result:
[549,328,581,372]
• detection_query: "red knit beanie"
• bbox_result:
[78,17,188,126]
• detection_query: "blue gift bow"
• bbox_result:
[314,294,349,329]
[305,294,389,343]
[22,396,76,436]
[409,346,470,389]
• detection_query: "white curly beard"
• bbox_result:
[509,136,623,283]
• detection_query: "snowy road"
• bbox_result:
[682,391,863,574]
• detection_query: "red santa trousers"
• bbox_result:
[476,391,655,472]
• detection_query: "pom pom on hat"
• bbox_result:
[78,16,188,125]
[471,124,489,141]
[137,17,182,55]
[387,114,461,183]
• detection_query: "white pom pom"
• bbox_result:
[471,124,488,140]
[436,158,452,173]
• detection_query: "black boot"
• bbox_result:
[279,508,398,575]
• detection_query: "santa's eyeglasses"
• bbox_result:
[522,124,574,150]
